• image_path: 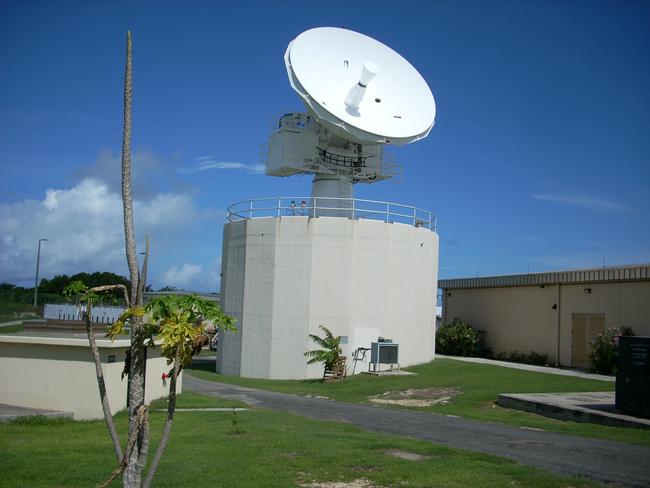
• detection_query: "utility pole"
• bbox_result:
[33,238,48,307]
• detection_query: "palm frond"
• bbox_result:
[305,325,343,369]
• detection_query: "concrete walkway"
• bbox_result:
[185,373,650,488]
[498,392,650,430]
[0,320,23,328]
[436,355,615,382]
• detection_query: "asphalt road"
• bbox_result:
[185,373,650,488]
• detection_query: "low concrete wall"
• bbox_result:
[0,335,180,420]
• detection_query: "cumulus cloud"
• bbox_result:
[162,263,203,289]
[160,258,222,291]
[0,178,199,286]
[178,157,265,175]
[531,193,632,213]
[75,148,192,198]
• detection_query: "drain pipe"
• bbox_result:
[555,283,561,367]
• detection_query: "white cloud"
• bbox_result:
[160,259,222,291]
[161,263,203,289]
[0,178,199,286]
[75,148,192,198]
[178,157,265,175]
[531,193,632,213]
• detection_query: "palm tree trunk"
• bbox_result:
[121,34,138,306]
[120,30,148,488]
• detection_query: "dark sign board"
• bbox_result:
[616,336,650,418]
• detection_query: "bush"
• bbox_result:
[495,350,549,366]
[436,319,492,357]
[589,326,634,375]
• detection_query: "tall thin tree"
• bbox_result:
[120,30,149,487]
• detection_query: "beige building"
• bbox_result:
[439,264,650,368]
[0,335,177,420]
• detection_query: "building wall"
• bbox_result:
[218,216,438,379]
[443,285,558,360]
[0,335,178,420]
[443,281,650,366]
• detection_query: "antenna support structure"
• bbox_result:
[266,27,435,213]
[217,27,439,380]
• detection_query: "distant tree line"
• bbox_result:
[0,271,135,305]
[39,272,131,296]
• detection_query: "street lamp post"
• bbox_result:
[33,238,48,307]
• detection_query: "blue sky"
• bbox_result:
[1,0,649,291]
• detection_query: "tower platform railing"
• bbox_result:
[226,197,436,231]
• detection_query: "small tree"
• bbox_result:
[304,325,343,373]
[64,282,236,487]
[64,30,237,488]
[118,293,235,487]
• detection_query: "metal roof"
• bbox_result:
[439,264,650,290]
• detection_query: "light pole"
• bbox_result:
[33,238,48,307]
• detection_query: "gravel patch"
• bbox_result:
[369,387,461,407]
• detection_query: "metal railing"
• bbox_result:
[226,197,436,231]
[44,304,123,324]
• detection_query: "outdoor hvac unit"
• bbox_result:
[370,341,399,372]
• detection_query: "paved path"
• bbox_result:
[0,320,23,328]
[185,373,650,488]
[436,355,615,382]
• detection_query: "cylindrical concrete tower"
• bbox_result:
[217,208,438,379]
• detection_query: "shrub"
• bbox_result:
[495,350,549,366]
[589,326,634,375]
[436,319,492,357]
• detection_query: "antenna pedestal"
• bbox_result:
[311,174,353,217]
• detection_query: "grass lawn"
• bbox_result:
[0,324,24,334]
[0,296,39,324]
[189,358,650,447]
[0,392,599,488]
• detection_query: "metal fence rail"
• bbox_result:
[226,197,436,231]
[44,304,124,324]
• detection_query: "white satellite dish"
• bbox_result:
[285,27,436,145]
[266,27,436,210]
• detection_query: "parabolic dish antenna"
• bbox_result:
[285,27,436,145]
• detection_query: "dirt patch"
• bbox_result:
[299,479,378,488]
[350,466,384,473]
[384,449,431,461]
[368,387,461,407]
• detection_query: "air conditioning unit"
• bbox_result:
[370,341,399,372]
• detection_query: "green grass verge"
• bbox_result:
[189,358,650,447]
[0,296,39,323]
[0,324,24,334]
[0,393,598,488]
[148,390,246,410]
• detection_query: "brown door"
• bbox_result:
[571,314,605,368]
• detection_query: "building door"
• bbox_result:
[571,314,605,368]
